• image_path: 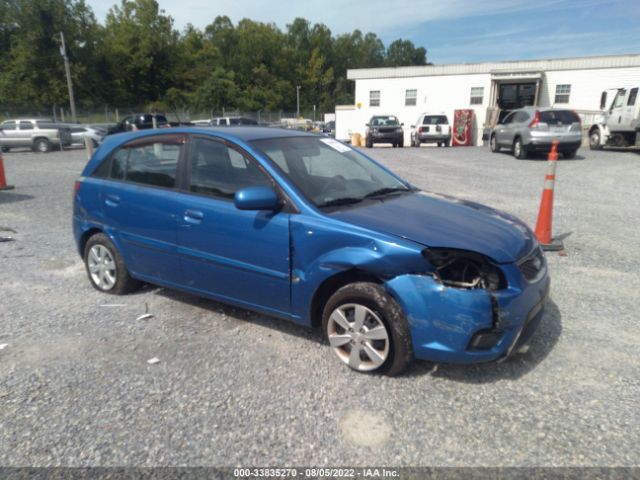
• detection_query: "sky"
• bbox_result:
[86,0,640,64]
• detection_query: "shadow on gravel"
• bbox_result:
[0,192,34,204]
[406,298,562,382]
[152,287,323,343]
[495,151,586,161]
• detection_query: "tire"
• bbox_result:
[1,146,10,153]
[490,135,499,152]
[414,138,421,148]
[366,138,373,148]
[589,129,603,150]
[33,138,51,153]
[513,137,527,159]
[322,282,413,376]
[398,139,404,148]
[84,233,140,295]
[563,149,577,159]
[444,139,450,147]
[437,142,442,147]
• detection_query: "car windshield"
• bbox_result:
[250,136,411,208]
[539,110,580,124]
[370,116,400,126]
[423,115,448,125]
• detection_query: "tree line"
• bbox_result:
[0,0,429,117]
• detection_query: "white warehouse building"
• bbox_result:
[335,54,640,146]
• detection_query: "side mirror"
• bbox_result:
[365,123,370,127]
[401,123,404,126]
[234,186,280,211]
[410,125,415,128]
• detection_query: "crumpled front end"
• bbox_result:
[384,247,550,364]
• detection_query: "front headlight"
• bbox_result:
[422,248,506,291]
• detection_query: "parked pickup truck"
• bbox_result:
[0,119,73,152]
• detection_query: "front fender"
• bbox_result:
[289,215,427,323]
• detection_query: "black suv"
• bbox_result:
[365,115,404,148]
[107,114,169,134]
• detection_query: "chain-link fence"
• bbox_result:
[0,106,331,128]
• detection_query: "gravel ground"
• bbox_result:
[0,143,638,467]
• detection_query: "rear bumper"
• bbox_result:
[384,263,550,364]
[526,139,581,152]
[417,134,450,143]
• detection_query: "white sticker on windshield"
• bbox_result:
[320,138,352,153]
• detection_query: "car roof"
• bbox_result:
[104,126,318,145]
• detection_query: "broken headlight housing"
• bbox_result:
[422,248,507,291]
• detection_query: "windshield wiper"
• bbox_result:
[317,197,365,208]
[363,186,411,199]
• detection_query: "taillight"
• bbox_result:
[74,180,81,193]
[528,111,540,128]
[572,110,582,124]
[418,127,423,133]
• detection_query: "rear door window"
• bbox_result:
[19,121,34,130]
[105,137,184,188]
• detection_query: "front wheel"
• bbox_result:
[322,282,413,376]
[513,138,527,159]
[398,139,404,148]
[589,130,603,150]
[366,138,373,148]
[563,149,577,159]
[84,233,140,294]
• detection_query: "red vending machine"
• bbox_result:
[452,109,474,146]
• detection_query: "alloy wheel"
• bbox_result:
[326,303,390,372]
[87,244,117,291]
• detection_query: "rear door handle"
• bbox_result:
[105,194,120,207]
[184,209,204,224]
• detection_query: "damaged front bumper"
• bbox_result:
[384,262,550,364]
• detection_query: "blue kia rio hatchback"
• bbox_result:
[73,127,549,375]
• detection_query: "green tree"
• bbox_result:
[102,0,179,105]
[385,39,427,67]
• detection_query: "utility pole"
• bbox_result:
[296,85,301,118]
[59,32,77,123]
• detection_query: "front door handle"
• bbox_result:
[105,194,120,207]
[184,209,204,224]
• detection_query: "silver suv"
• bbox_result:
[490,108,582,159]
[0,119,72,153]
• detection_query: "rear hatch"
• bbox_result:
[533,110,581,139]
[420,115,450,135]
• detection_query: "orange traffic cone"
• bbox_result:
[0,151,15,191]
[534,140,563,251]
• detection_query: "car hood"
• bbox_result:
[329,191,535,263]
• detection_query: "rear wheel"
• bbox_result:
[513,138,527,159]
[33,138,51,153]
[437,142,442,147]
[398,138,404,148]
[322,282,413,376]
[84,233,140,294]
[589,129,603,150]
[1,146,10,153]
[490,135,499,152]
[414,138,421,147]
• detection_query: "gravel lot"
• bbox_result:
[0,143,638,467]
